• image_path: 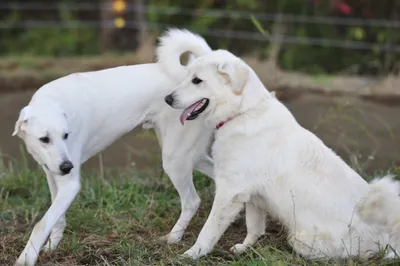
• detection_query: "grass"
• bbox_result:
[1,157,400,266]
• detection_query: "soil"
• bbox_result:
[0,86,399,175]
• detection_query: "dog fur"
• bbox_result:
[357,175,400,254]
[165,49,397,260]
[12,29,214,266]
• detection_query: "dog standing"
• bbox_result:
[12,29,214,266]
[165,49,396,260]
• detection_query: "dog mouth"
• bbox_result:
[179,98,209,125]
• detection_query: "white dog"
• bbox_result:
[164,49,397,260]
[12,29,214,266]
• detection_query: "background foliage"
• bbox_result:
[1,0,400,75]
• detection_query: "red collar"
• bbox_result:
[216,117,234,130]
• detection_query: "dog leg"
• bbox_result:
[288,230,333,259]
[183,190,245,259]
[195,154,214,180]
[230,202,266,254]
[41,170,67,252]
[15,173,80,266]
[160,156,200,244]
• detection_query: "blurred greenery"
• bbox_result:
[1,0,400,75]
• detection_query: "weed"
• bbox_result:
[0,160,398,265]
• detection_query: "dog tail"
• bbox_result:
[357,175,400,227]
[156,28,212,82]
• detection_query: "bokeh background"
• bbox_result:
[1,0,399,175]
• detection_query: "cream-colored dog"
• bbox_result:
[164,49,397,260]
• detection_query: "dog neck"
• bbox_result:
[215,116,234,130]
[215,112,244,129]
[215,96,274,131]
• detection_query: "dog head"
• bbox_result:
[12,105,74,176]
[164,50,262,126]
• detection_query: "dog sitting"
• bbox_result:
[164,49,396,260]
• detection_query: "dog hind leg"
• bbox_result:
[160,155,201,244]
[195,154,214,180]
[288,229,335,259]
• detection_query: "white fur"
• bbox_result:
[167,49,397,260]
[156,28,210,83]
[13,29,214,266]
[357,175,400,253]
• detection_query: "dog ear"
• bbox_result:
[12,106,32,137]
[216,61,249,95]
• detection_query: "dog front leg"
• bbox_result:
[183,190,245,259]
[230,202,266,254]
[15,175,80,266]
[161,156,200,244]
[41,169,67,252]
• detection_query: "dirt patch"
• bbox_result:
[2,54,400,109]
[0,87,399,175]
[0,54,146,94]
[275,86,400,107]
[1,48,399,173]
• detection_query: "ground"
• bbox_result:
[1,160,399,266]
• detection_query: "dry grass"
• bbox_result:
[1,152,399,266]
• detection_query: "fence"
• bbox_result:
[2,2,400,52]
[2,1,400,75]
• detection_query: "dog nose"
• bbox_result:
[164,94,174,106]
[59,161,74,175]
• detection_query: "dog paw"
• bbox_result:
[158,233,182,244]
[384,249,398,259]
[15,258,34,266]
[182,248,202,260]
[15,249,37,266]
[41,243,55,253]
[42,238,62,253]
[230,243,248,254]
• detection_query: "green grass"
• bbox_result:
[1,161,400,266]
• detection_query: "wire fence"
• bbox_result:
[2,3,400,52]
[2,3,400,28]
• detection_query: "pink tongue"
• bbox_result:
[179,101,201,125]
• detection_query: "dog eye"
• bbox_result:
[192,77,203,85]
[39,136,50,144]
[63,133,69,140]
